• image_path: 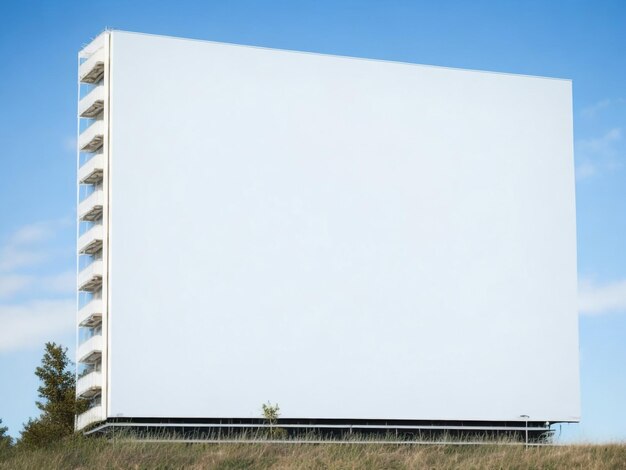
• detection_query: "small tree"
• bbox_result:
[0,419,13,452]
[261,402,285,438]
[19,343,88,448]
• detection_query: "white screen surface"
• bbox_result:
[107,32,579,422]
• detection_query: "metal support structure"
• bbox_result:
[520,415,529,449]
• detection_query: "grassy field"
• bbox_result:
[1,438,625,470]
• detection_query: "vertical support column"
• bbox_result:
[101,31,112,423]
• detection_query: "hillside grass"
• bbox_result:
[1,437,624,469]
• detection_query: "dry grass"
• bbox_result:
[1,437,625,469]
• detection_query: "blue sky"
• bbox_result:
[0,0,624,442]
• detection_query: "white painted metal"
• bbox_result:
[77,371,102,398]
[78,119,105,152]
[82,31,578,424]
[79,84,105,118]
[79,47,105,83]
[78,153,104,184]
[77,260,103,292]
[77,32,111,431]
[77,224,103,254]
[76,405,104,429]
[77,334,103,363]
[77,188,103,221]
[78,299,103,327]
[87,421,550,432]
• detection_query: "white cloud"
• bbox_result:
[579,278,626,316]
[575,128,623,180]
[41,270,75,294]
[0,299,75,352]
[9,222,54,246]
[575,161,597,179]
[0,249,47,272]
[0,218,73,274]
[579,128,621,154]
[0,221,58,272]
[581,99,611,118]
[581,97,626,118]
[63,136,77,152]
[0,271,74,300]
[0,221,76,353]
[0,274,34,299]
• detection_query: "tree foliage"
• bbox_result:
[19,343,88,448]
[261,402,285,438]
[0,419,13,452]
[261,402,280,425]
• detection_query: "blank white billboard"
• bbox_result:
[107,31,579,422]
